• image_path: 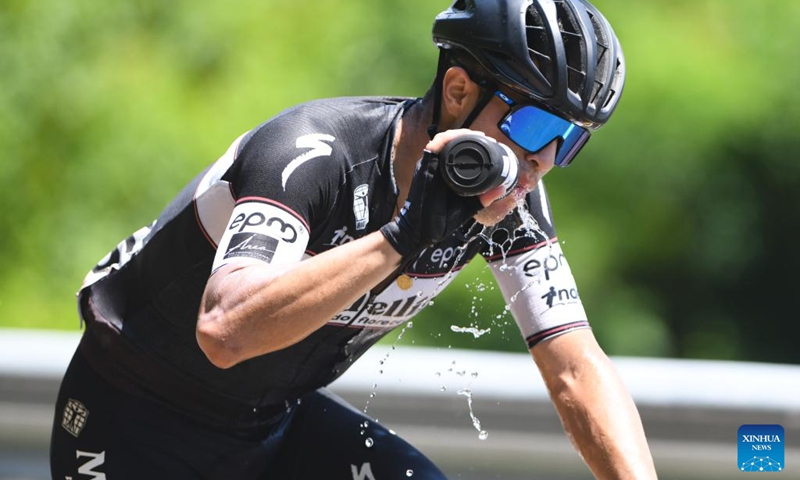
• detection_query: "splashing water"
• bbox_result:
[406,469,414,477]
[457,388,488,441]
[478,197,554,265]
[450,325,491,338]
[363,321,413,415]
[514,197,552,248]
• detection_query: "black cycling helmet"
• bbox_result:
[431,0,625,132]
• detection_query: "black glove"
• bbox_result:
[380,149,483,257]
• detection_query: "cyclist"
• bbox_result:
[51,0,658,478]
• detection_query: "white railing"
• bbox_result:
[2,328,799,480]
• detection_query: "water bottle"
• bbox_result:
[438,134,519,197]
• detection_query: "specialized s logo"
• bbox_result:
[282,133,335,190]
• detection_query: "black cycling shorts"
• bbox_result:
[50,351,446,480]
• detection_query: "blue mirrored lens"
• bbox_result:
[500,107,573,153]
[554,126,591,167]
[496,94,590,167]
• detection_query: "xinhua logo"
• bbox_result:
[738,424,784,472]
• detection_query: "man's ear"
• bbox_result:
[440,67,480,126]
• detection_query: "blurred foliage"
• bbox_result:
[1,0,798,363]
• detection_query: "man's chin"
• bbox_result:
[474,196,517,226]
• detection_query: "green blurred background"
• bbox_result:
[2,0,798,363]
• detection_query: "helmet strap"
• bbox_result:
[459,85,494,129]
[427,51,449,140]
[427,50,496,138]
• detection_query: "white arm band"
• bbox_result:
[490,241,589,349]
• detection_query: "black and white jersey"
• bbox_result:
[77,96,588,427]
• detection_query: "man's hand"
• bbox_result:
[380,130,498,257]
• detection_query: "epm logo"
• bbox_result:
[738,424,784,472]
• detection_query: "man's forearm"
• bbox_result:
[197,231,402,367]
[533,331,658,479]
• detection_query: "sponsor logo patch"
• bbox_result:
[327,226,355,247]
[351,462,376,480]
[353,184,369,230]
[213,201,309,270]
[61,399,89,437]
[224,233,279,263]
[541,285,581,309]
[76,450,106,479]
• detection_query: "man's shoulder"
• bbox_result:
[241,96,411,144]
[284,96,413,130]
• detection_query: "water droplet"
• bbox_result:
[440,386,447,392]
[435,372,441,377]
[450,325,491,338]
[406,469,414,477]
[365,437,374,448]
[379,370,384,375]
[479,430,489,440]
[407,321,413,329]
[471,372,479,378]
[369,392,376,398]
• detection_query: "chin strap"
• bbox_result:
[427,51,449,140]
[459,85,495,129]
[427,50,497,138]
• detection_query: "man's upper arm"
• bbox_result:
[483,180,591,348]
[211,114,343,275]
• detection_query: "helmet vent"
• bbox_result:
[602,58,623,109]
[451,0,472,13]
[554,0,586,95]
[525,5,554,84]
[587,10,611,106]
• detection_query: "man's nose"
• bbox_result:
[524,139,558,173]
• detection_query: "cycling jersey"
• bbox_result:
[74,96,588,429]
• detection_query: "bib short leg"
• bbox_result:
[273,388,448,480]
[49,351,292,480]
[50,351,447,479]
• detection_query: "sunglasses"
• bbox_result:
[495,91,591,168]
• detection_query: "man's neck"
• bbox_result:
[392,99,433,208]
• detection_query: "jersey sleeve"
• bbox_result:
[482,181,590,349]
[212,111,345,272]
